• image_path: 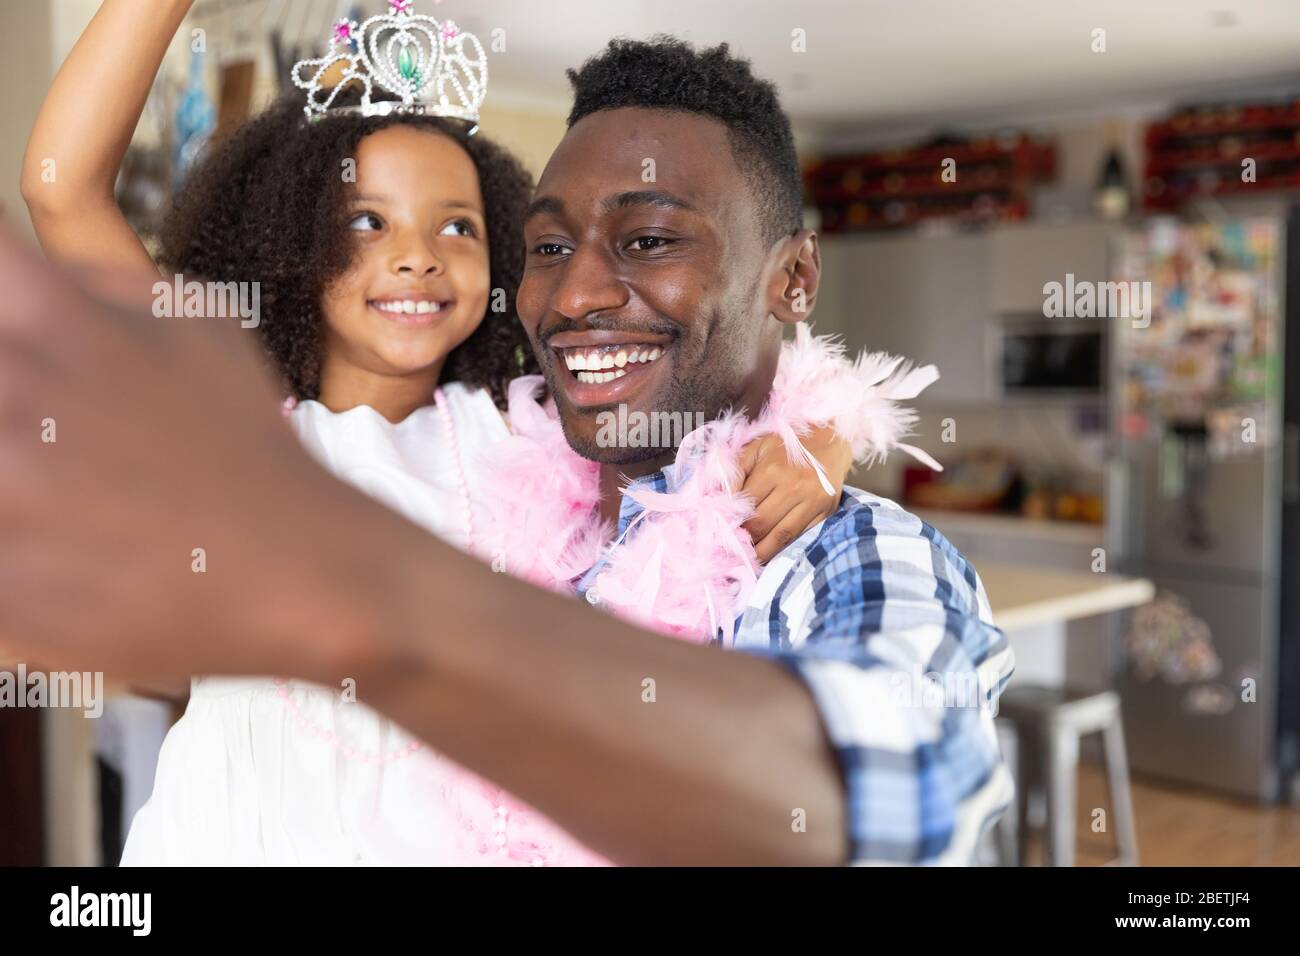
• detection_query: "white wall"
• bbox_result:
[1,0,55,240]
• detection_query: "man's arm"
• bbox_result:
[738,503,1016,864]
[356,536,852,866]
[0,224,845,866]
[320,493,1012,867]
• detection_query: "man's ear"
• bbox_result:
[767,229,820,326]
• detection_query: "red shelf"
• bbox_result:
[806,134,1054,233]
[1142,97,1300,210]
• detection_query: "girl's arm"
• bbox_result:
[23,0,196,705]
[738,327,942,562]
[21,0,195,287]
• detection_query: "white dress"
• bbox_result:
[120,383,603,866]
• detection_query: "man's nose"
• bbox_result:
[550,245,627,320]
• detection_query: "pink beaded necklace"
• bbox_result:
[277,387,560,863]
[275,387,474,763]
[433,386,474,547]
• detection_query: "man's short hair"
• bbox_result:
[566,36,804,246]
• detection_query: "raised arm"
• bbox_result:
[21,0,195,285]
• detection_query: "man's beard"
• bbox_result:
[548,357,730,466]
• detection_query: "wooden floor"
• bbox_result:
[1019,761,1300,866]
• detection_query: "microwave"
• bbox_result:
[994,317,1105,396]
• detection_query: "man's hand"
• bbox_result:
[0,224,387,682]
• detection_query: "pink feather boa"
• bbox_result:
[475,325,942,645]
[435,326,941,865]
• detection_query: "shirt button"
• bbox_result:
[586,589,600,606]
[787,547,805,562]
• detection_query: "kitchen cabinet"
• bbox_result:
[816,230,993,404]
[989,220,1120,316]
[814,220,1120,405]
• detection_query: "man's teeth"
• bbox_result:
[576,369,627,384]
[563,345,663,384]
[374,300,444,315]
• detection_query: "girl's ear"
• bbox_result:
[766,229,821,326]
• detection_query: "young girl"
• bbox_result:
[23,0,863,864]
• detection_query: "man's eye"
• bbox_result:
[441,219,475,238]
[348,212,384,232]
[630,236,671,252]
[533,242,570,257]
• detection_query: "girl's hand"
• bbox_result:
[736,425,853,563]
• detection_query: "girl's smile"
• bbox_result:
[369,292,457,326]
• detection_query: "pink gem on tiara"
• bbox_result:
[390,0,413,14]
[331,19,355,47]
[442,22,459,40]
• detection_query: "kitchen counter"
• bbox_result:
[976,561,1155,632]
[911,507,1103,546]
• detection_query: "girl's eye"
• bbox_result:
[348,212,384,232]
[440,220,476,238]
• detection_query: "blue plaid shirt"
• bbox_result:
[576,467,1015,865]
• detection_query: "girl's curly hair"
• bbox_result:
[157,87,538,408]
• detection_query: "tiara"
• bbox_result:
[291,0,487,127]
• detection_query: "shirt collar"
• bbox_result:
[614,463,677,537]
[573,463,676,596]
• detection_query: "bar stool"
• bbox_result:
[996,685,1139,867]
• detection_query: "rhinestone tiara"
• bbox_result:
[291,0,487,127]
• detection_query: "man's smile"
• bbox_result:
[547,329,674,409]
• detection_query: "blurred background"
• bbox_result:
[2,0,1299,866]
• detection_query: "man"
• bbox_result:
[0,39,1012,865]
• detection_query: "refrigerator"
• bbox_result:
[1108,209,1300,802]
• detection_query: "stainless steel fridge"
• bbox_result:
[1107,210,1299,802]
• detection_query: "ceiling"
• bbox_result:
[427,0,1300,130]
[232,0,1300,134]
